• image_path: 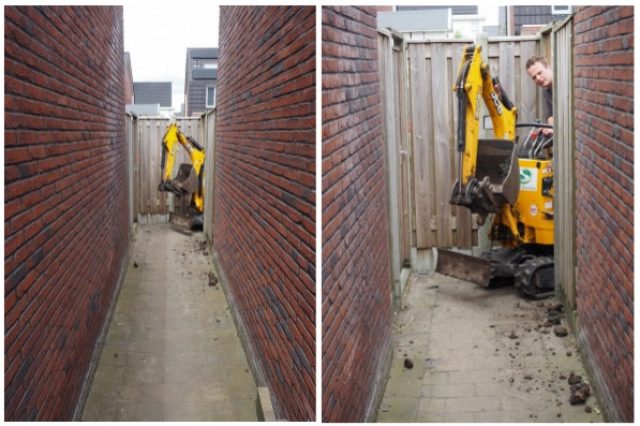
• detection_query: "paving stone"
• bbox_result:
[444,396,501,413]
[377,397,419,422]
[422,383,475,398]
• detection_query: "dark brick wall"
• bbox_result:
[573,6,633,422]
[214,6,315,421]
[5,6,127,421]
[322,6,392,422]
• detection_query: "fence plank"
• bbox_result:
[203,111,216,242]
[409,43,433,248]
[519,41,539,126]
[431,43,453,247]
[553,19,575,308]
[396,39,411,262]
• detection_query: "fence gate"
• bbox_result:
[552,17,575,309]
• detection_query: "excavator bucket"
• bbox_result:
[435,248,492,287]
[450,138,520,218]
[158,163,198,197]
[171,163,198,195]
[475,138,520,206]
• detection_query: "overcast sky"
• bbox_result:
[124,3,220,111]
[123,4,498,111]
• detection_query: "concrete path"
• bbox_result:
[82,224,258,421]
[377,273,605,422]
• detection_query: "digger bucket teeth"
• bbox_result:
[435,249,492,287]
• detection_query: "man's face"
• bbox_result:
[527,62,553,88]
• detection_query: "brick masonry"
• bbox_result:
[213,6,316,421]
[573,6,633,422]
[322,6,393,422]
[4,6,127,421]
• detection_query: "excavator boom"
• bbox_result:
[157,123,205,228]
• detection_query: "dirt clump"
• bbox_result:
[567,372,582,385]
[554,325,568,337]
[208,272,218,287]
[570,382,591,405]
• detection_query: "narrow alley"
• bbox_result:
[81,224,257,421]
[377,273,604,423]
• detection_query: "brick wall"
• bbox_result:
[4,6,127,420]
[322,6,393,422]
[573,6,633,422]
[214,6,315,421]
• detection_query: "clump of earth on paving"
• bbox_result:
[567,371,592,405]
[208,272,218,287]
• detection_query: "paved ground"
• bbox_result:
[82,223,258,421]
[377,273,605,423]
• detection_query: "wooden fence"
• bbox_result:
[552,17,575,309]
[379,34,545,257]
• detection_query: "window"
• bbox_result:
[193,59,218,69]
[551,6,572,15]
[206,86,216,108]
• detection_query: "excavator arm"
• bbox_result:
[157,123,205,214]
[450,44,520,223]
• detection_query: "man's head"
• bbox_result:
[526,56,553,88]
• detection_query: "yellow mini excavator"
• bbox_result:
[157,122,205,230]
[435,44,555,299]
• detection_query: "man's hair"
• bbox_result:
[526,55,548,69]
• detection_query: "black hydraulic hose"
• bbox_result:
[516,122,554,129]
[456,60,472,153]
[160,143,167,171]
[456,91,467,153]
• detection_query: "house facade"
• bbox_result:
[184,47,218,116]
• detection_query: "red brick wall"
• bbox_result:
[573,6,633,422]
[214,6,315,421]
[5,6,127,420]
[322,6,392,422]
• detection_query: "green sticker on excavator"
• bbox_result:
[520,167,538,191]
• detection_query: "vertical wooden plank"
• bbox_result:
[386,36,404,262]
[430,43,453,247]
[140,120,148,215]
[499,42,515,106]
[553,19,575,308]
[519,41,539,125]
[379,32,402,301]
[203,111,216,242]
[409,43,433,248]
[396,38,411,262]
